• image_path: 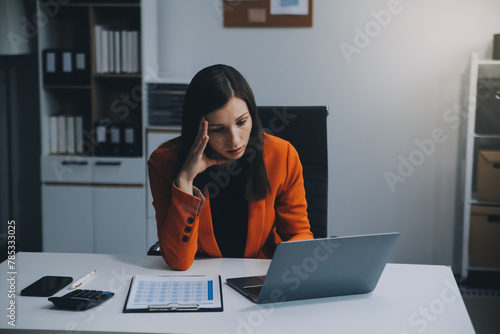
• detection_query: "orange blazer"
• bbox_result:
[147,133,313,270]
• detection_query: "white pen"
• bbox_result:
[70,270,96,290]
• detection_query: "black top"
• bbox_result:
[208,164,248,258]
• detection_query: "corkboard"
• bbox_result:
[223,0,313,28]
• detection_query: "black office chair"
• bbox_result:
[148,106,329,255]
[258,106,329,238]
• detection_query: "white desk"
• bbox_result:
[0,252,474,334]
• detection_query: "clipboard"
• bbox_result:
[123,274,223,313]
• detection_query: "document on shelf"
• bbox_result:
[123,275,223,312]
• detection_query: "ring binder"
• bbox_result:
[148,303,200,312]
[43,49,60,85]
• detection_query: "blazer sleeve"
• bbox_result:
[274,143,314,241]
[147,149,204,271]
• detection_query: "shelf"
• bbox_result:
[38,0,149,256]
[468,199,500,206]
[143,77,191,85]
[476,59,500,65]
[44,85,92,90]
[462,54,500,278]
[94,73,141,79]
[73,3,140,7]
[39,0,143,158]
[467,266,500,272]
[146,126,182,132]
[64,1,139,7]
[472,134,500,139]
[44,154,91,158]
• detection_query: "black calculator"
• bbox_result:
[49,289,114,310]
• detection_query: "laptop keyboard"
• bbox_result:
[243,285,263,298]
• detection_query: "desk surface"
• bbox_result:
[0,252,474,334]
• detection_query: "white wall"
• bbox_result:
[149,0,500,271]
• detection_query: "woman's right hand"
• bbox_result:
[176,118,228,194]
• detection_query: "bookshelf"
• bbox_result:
[39,2,141,158]
[461,54,500,278]
[38,1,146,255]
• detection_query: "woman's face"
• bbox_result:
[205,97,253,160]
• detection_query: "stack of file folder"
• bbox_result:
[49,115,86,155]
[94,121,141,157]
[43,49,90,85]
[49,116,141,157]
[95,26,140,74]
[147,83,188,127]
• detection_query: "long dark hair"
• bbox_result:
[178,64,270,201]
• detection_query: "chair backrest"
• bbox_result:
[257,106,329,238]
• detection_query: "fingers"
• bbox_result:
[179,118,210,181]
[206,156,228,168]
[192,118,208,154]
[196,133,209,158]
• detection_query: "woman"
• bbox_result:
[148,64,313,270]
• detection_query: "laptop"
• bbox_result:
[226,232,399,304]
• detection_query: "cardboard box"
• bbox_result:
[476,150,500,201]
[469,205,500,268]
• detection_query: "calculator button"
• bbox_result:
[48,289,115,310]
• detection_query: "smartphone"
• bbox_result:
[21,276,73,297]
